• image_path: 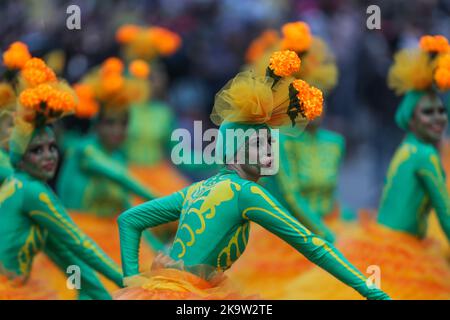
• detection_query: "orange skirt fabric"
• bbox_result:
[114,267,258,300]
[30,211,156,300]
[0,274,58,300]
[282,220,450,300]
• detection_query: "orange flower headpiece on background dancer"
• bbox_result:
[246,21,338,94]
[79,57,151,117]
[116,24,182,62]
[388,34,450,130]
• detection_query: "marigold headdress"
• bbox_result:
[116,24,182,62]
[388,35,450,130]
[79,57,150,116]
[246,21,338,94]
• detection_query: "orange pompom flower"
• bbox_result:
[21,58,57,87]
[280,21,313,53]
[116,24,141,44]
[102,74,124,94]
[74,84,99,118]
[19,83,76,114]
[268,50,301,77]
[419,35,450,54]
[435,68,450,91]
[129,59,150,79]
[290,79,323,121]
[437,53,450,69]
[2,41,32,70]
[148,27,182,56]
[101,57,124,76]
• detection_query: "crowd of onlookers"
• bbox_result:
[1,0,449,209]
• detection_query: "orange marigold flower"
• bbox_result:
[269,50,301,77]
[74,84,99,118]
[148,27,182,56]
[21,58,57,87]
[245,29,279,63]
[101,57,124,76]
[280,21,312,53]
[0,83,16,108]
[19,83,76,113]
[2,41,32,70]
[102,74,124,94]
[116,24,141,44]
[435,68,450,91]
[129,59,150,79]
[419,35,450,53]
[437,53,450,69]
[291,79,323,120]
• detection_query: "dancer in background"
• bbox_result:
[114,51,390,300]
[0,49,122,299]
[282,35,450,300]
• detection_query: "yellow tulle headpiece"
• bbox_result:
[116,24,182,62]
[246,22,338,94]
[388,35,450,94]
[212,50,322,130]
[0,82,16,112]
[81,57,150,113]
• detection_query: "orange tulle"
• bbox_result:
[114,268,258,300]
[283,220,450,299]
[0,274,58,300]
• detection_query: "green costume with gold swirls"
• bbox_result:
[378,132,450,238]
[57,135,154,217]
[118,167,388,299]
[0,148,12,184]
[0,170,123,299]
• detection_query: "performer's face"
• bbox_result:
[238,130,274,179]
[19,128,59,182]
[97,110,129,151]
[410,94,447,144]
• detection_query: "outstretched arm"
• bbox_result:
[24,182,123,288]
[274,138,335,242]
[417,153,450,241]
[239,182,390,300]
[81,146,157,200]
[118,189,186,277]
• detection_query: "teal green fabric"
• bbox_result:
[0,170,123,299]
[395,90,427,131]
[57,135,155,217]
[0,148,13,184]
[378,132,450,239]
[261,132,336,242]
[118,168,390,299]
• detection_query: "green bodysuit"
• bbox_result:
[378,132,450,239]
[118,168,389,299]
[0,148,13,184]
[262,133,335,242]
[125,101,174,166]
[57,135,155,217]
[0,171,123,299]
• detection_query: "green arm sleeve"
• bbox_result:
[82,146,157,200]
[417,154,450,241]
[44,235,112,300]
[0,166,13,184]
[275,139,335,242]
[24,182,123,287]
[239,182,390,300]
[118,189,185,277]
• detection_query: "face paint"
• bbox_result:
[410,94,448,144]
[237,130,274,179]
[97,110,129,151]
[19,128,59,182]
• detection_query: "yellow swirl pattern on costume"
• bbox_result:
[18,225,46,275]
[217,223,249,270]
[0,178,23,206]
[175,179,241,259]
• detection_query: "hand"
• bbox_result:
[151,252,178,271]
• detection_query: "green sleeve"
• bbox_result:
[239,182,390,300]
[118,189,185,277]
[0,166,13,184]
[82,146,157,200]
[416,154,450,241]
[44,235,112,300]
[275,139,335,242]
[23,182,123,287]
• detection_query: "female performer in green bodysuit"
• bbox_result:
[113,51,390,300]
[282,35,450,300]
[0,58,122,299]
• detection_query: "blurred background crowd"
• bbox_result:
[1,0,449,210]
